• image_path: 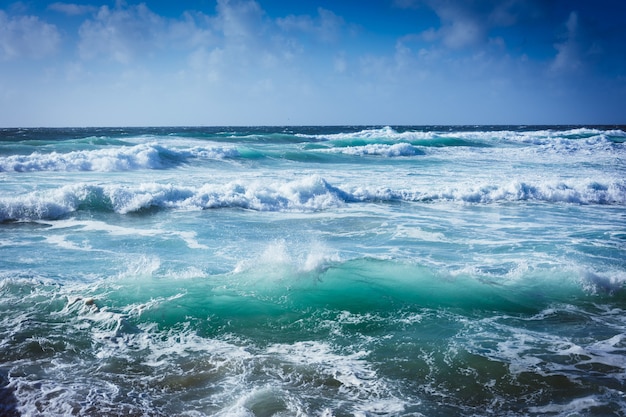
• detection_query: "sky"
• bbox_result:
[0,0,625,127]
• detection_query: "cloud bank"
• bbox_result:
[0,0,624,126]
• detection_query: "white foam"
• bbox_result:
[141,326,252,369]
[42,219,208,250]
[302,241,341,272]
[297,126,435,141]
[233,239,340,275]
[264,341,406,415]
[2,175,624,222]
[297,126,625,145]
[266,341,374,386]
[117,254,162,279]
[528,396,602,415]
[465,306,626,387]
[396,178,626,205]
[325,143,421,157]
[392,225,447,242]
[44,234,93,251]
[213,385,305,417]
[183,176,350,212]
[0,142,239,172]
[6,298,255,416]
[582,269,626,294]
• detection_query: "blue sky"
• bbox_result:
[1,0,625,126]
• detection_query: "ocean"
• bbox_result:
[0,125,624,416]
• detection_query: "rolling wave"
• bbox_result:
[0,143,239,172]
[322,142,425,157]
[2,176,624,221]
[1,252,623,416]
[298,125,626,142]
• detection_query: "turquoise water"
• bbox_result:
[1,126,625,416]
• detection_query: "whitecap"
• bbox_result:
[0,143,240,172]
[324,143,422,157]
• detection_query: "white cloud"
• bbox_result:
[277,7,345,42]
[411,1,533,50]
[77,3,167,63]
[169,11,216,49]
[187,46,224,82]
[419,2,486,49]
[216,0,266,45]
[334,52,347,73]
[439,15,484,49]
[184,0,305,86]
[487,0,531,26]
[551,11,582,73]
[48,2,97,16]
[75,0,274,69]
[5,0,619,127]
[0,11,61,60]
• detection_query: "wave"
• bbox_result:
[1,176,624,221]
[2,127,622,172]
[1,254,624,415]
[0,177,349,221]
[411,179,626,204]
[298,126,626,149]
[323,143,424,157]
[0,143,240,172]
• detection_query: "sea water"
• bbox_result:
[0,126,625,416]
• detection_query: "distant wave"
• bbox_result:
[323,143,424,157]
[2,176,624,221]
[298,126,626,148]
[0,143,240,172]
[404,180,626,205]
[2,128,622,173]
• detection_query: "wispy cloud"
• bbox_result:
[77,3,166,63]
[277,7,345,43]
[48,2,98,16]
[397,0,537,50]
[0,11,61,60]
[550,11,584,74]
[424,2,487,49]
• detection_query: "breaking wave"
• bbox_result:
[300,125,623,139]
[0,143,239,172]
[2,176,624,221]
[323,142,424,157]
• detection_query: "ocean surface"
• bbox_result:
[0,125,625,416]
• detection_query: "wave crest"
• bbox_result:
[298,126,625,147]
[0,176,350,221]
[2,177,624,221]
[0,143,239,172]
[325,143,423,157]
